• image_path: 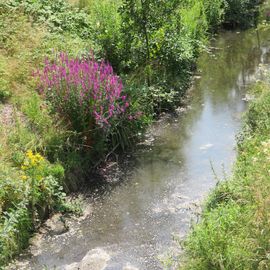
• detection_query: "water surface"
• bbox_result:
[10,28,270,270]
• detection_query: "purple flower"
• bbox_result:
[34,52,133,130]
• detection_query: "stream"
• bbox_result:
[8,27,270,270]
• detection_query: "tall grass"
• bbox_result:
[0,0,265,267]
[181,79,270,270]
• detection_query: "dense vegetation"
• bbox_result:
[0,0,262,267]
[224,0,262,28]
[181,72,270,269]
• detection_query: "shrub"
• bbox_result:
[224,0,261,28]
[86,0,123,70]
[0,87,11,103]
[35,52,130,131]
[203,0,225,30]
[4,0,92,38]
[0,151,65,267]
[0,201,31,265]
[180,1,208,42]
[33,52,145,154]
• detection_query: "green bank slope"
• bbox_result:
[182,78,270,269]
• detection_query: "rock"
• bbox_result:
[44,213,68,236]
[78,205,93,221]
[64,248,111,270]
[65,262,80,270]
[123,264,139,270]
[83,204,93,216]
[80,249,110,270]
[6,261,31,270]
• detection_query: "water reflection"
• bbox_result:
[11,28,270,270]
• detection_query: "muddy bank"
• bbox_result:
[7,27,270,270]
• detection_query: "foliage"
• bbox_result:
[35,52,133,131]
[3,0,92,38]
[0,6,81,267]
[181,78,270,270]
[203,0,225,30]
[180,1,208,42]
[34,52,145,154]
[118,0,225,100]
[224,0,261,28]
[0,0,265,267]
[120,0,183,82]
[0,61,11,102]
[0,151,65,266]
[0,201,31,266]
[86,0,123,70]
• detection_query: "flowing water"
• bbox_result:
[9,27,270,270]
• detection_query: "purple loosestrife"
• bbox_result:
[34,52,129,131]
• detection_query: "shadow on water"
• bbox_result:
[9,27,270,270]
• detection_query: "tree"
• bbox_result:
[120,0,179,86]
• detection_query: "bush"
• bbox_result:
[4,0,92,38]
[224,0,261,28]
[203,0,225,30]
[0,151,65,266]
[34,52,145,154]
[86,0,123,70]
[35,52,130,130]
[34,32,101,61]
[0,85,11,103]
[0,202,31,265]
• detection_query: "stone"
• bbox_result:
[123,264,139,270]
[80,248,110,270]
[44,213,68,236]
[64,248,111,270]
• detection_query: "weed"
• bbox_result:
[181,75,270,270]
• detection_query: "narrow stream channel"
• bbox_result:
[9,27,270,270]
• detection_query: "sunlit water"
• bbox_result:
[9,27,270,270]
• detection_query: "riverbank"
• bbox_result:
[0,0,262,268]
[181,68,270,269]
[7,25,270,269]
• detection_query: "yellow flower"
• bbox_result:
[35,153,44,161]
[26,150,34,158]
[30,158,36,166]
[25,151,45,166]
[21,175,27,181]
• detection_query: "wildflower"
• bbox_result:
[34,52,134,130]
[21,175,27,181]
[35,153,44,162]
[26,150,34,158]
[23,150,45,168]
